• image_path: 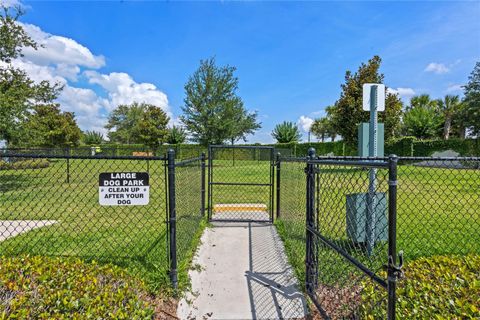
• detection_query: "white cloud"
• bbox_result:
[446,84,463,93]
[21,23,105,69]
[387,87,416,99]
[0,0,22,7]
[5,21,172,133]
[297,116,314,133]
[424,62,450,74]
[84,71,170,115]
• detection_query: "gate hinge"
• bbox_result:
[385,251,404,282]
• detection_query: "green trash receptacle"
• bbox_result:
[346,192,387,243]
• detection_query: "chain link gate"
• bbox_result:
[305,150,401,319]
[207,145,275,222]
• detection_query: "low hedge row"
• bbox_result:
[361,254,480,319]
[385,137,480,157]
[0,255,155,319]
[0,159,50,170]
[4,137,479,159]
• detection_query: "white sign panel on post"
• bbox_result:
[362,83,385,111]
[99,172,149,206]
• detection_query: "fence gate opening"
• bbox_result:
[208,145,275,222]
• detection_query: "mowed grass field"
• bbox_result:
[0,157,271,292]
[1,156,478,294]
[0,157,204,291]
[275,160,480,289]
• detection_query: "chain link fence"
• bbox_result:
[0,151,207,292]
[171,153,206,288]
[276,153,480,319]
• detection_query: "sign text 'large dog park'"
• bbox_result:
[99,172,149,205]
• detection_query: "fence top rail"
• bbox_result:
[398,156,480,161]
[279,155,480,162]
[308,159,389,168]
[0,152,167,161]
[209,145,274,150]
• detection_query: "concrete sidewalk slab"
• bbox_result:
[177,222,307,320]
[0,220,57,241]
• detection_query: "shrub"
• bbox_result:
[0,159,50,170]
[361,255,480,318]
[0,255,155,319]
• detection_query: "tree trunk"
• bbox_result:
[321,134,325,143]
[458,124,466,139]
[443,116,452,140]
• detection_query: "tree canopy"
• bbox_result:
[181,58,261,146]
[137,104,170,150]
[83,131,104,145]
[463,62,480,136]
[327,56,403,145]
[0,5,64,146]
[15,104,82,147]
[271,121,301,143]
[402,95,443,139]
[105,102,169,149]
[166,126,187,144]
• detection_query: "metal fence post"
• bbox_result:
[167,149,178,289]
[65,147,70,184]
[207,146,212,220]
[276,152,281,219]
[387,154,399,320]
[305,147,316,295]
[201,152,206,216]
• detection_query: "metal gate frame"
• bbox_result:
[207,145,275,223]
[305,149,402,319]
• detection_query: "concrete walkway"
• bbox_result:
[0,220,57,242]
[177,222,308,320]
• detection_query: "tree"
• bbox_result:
[105,102,169,149]
[327,56,403,145]
[437,95,463,140]
[105,103,146,144]
[137,104,169,150]
[181,58,261,146]
[225,107,261,145]
[166,126,187,144]
[463,62,480,136]
[311,117,330,142]
[16,104,82,147]
[272,121,301,143]
[83,131,104,145]
[0,6,62,146]
[403,95,443,139]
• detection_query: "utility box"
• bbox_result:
[358,123,384,157]
[346,192,387,243]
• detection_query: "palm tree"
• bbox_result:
[403,95,442,139]
[166,126,187,144]
[311,118,330,142]
[271,121,301,143]
[408,94,438,111]
[83,131,104,145]
[437,95,463,140]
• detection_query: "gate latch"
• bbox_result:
[387,250,404,281]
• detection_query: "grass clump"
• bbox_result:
[0,255,155,319]
[361,255,480,319]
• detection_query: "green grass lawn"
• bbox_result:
[0,158,205,292]
[275,160,479,317]
[209,160,273,210]
[1,156,478,300]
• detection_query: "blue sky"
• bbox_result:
[11,0,480,143]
